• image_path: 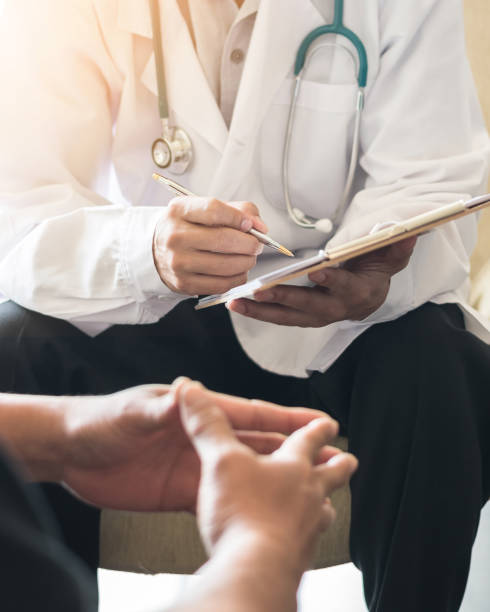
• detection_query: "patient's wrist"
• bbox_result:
[192,529,304,612]
[214,527,307,583]
[0,394,67,482]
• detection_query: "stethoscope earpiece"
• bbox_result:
[291,208,334,235]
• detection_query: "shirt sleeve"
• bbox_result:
[327,0,489,327]
[0,0,185,331]
[0,448,97,612]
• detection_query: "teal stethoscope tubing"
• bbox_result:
[295,0,368,86]
[283,0,369,235]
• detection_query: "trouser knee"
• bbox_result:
[0,301,86,394]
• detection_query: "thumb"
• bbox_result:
[179,381,239,461]
[385,236,417,274]
[359,236,417,274]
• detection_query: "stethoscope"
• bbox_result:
[149,0,193,174]
[150,0,368,236]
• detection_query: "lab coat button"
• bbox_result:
[230,49,245,64]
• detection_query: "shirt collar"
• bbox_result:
[237,0,260,22]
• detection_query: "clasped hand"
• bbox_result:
[59,380,355,524]
[1,380,357,602]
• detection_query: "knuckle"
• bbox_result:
[215,274,248,293]
[205,199,224,223]
[329,303,348,323]
[166,200,183,220]
[181,384,207,408]
[166,229,185,250]
[171,274,192,294]
[234,273,249,287]
[241,201,260,217]
[213,448,245,474]
[240,255,257,272]
[213,228,234,253]
[356,283,373,305]
[167,251,185,273]
[220,256,255,276]
[187,415,223,442]
[244,238,260,256]
[172,278,187,293]
[204,279,229,295]
[308,317,328,328]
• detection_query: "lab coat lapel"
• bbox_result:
[118,0,229,154]
[210,0,325,198]
[117,0,152,37]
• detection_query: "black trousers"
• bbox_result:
[0,299,488,612]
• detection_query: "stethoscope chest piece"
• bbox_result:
[149,0,193,174]
[152,119,193,174]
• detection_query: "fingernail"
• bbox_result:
[228,300,246,314]
[255,290,273,301]
[255,243,264,255]
[327,454,347,467]
[328,453,358,472]
[310,271,326,284]
[241,218,253,232]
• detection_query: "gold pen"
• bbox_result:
[152,173,294,257]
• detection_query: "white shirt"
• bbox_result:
[180,0,258,125]
[0,0,488,377]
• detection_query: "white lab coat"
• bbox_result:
[0,0,488,377]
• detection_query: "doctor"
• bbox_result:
[0,0,489,610]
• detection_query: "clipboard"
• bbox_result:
[196,194,490,310]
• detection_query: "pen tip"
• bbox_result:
[280,246,295,257]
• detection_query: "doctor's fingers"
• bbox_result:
[231,286,349,325]
[230,201,269,234]
[169,250,257,277]
[228,297,336,327]
[309,268,391,320]
[169,224,262,256]
[168,271,250,296]
[377,238,417,274]
[167,197,256,232]
[342,237,417,276]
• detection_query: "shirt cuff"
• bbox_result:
[120,206,174,301]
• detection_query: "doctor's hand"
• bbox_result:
[153,197,268,295]
[227,237,417,327]
[180,381,357,574]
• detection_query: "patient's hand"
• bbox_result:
[59,380,330,513]
[180,381,357,577]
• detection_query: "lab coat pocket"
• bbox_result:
[259,79,358,221]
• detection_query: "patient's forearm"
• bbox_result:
[170,532,302,612]
[0,394,67,481]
